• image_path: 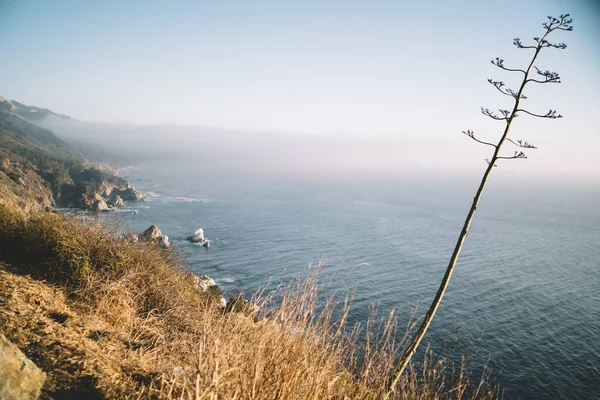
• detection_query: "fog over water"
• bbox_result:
[39,116,598,189]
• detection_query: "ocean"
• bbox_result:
[114,165,599,400]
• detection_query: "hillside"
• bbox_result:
[0,98,142,212]
[0,97,74,122]
[0,103,79,159]
[0,106,79,210]
[0,97,499,399]
[1,97,131,166]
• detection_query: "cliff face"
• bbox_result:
[0,158,54,211]
[0,99,143,211]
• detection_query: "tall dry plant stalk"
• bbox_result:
[387,14,574,395]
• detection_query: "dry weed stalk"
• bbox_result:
[388,14,573,395]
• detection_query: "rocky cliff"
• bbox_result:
[0,98,145,212]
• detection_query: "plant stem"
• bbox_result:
[385,29,551,398]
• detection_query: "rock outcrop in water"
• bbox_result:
[107,194,124,208]
[67,178,146,212]
[113,185,147,202]
[92,197,110,212]
[80,193,110,212]
[0,333,46,400]
[187,228,205,243]
[187,228,210,247]
[139,225,170,248]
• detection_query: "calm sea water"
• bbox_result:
[115,165,599,400]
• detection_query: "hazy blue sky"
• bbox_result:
[1,0,599,179]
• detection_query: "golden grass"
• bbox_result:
[0,158,54,212]
[0,203,500,399]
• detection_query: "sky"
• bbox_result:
[0,0,599,181]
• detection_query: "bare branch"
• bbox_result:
[497,151,528,160]
[526,66,561,84]
[514,15,572,53]
[516,108,562,119]
[506,88,527,99]
[506,138,538,149]
[485,158,498,167]
[532,36,565,49]
[555,14,574,31]
[487,79,517,98]
[491,57,526,73]
[543,14,573,32]
[486,80,525,99]
[481,107,510,121]
[498,109,511,119]
[541,39,568,49]
[513,38,537,49]
[463,130,497,148]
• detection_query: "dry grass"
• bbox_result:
[0,157,54,212]
[0,203,500,399]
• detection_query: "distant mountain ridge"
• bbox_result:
[0,96,75,122]
[0,106,81,161]
[1,95,130,167]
